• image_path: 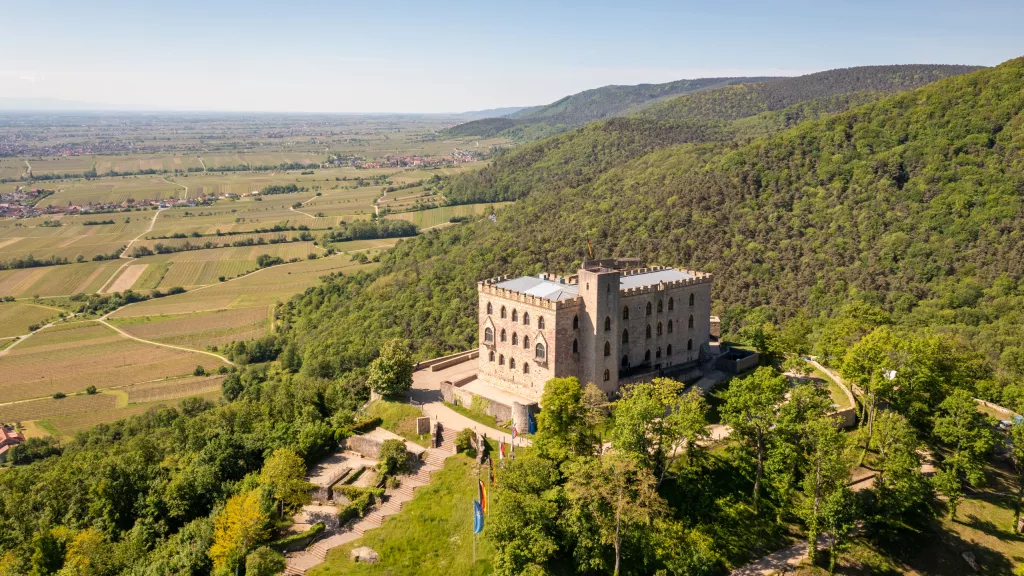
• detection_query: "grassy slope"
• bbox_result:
[311,455,494,576]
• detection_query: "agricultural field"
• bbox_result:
[0,320,228,403]
[0,302,62,338]
[0,259,124,298]
[93,154,204,174]
[108,307,270,349]
[0,158,28,181]
[0,214,148,262]
[384,203,506,229]
[35,176,187,206]
[19,156,97,176]
[110,253,384,318]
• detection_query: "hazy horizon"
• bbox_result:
[3,0,1022,114]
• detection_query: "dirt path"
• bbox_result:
[289,205,317,219]
[97,318,235,366]
[162,178,188,199]
[197,156,206,171]
[0,315,71,358]
[119,208,164,258]
[22,159,31,179]
[730,536,829,576]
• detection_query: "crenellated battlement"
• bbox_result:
[620,272,713,297]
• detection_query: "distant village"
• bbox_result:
[0,187,216,219]
[334,148,482,170]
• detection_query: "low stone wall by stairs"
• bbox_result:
[282,430,458,575]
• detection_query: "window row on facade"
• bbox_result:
[483,327,547,360]
[621,294,696,320]
[486,303,545,329]
[605,315,695,334]
[487,350,533,373]
[601,339,693,357]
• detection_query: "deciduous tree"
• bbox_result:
[258,449,311,518]
[366,339,413,398]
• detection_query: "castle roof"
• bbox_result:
[618,268,695,290]
[493,276,580,302]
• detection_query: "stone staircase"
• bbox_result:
[282,435,457,575]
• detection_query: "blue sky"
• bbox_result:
[2,0,1021,113]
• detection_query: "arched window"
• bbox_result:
[689,293,695,306]
[512,333,518,346]
[667,344,673,356]
[668,320,673,333]
[645,349,651,362]
[500,306,507,319]
[603,369,610,382]
[538,316,545,329]
[657,322,663,336]
[621,329,629,344]
[523,336,530,349]
[656,347,662,359]
[499,354,505,365]
[621,355,629,367]
[523,362,529,374]
[657,300,663,313]
[512,309,518,322]
[487,302,493,315]
[604,316,611,331]
[500,329,507,342]
[646,324,652,339]
[523,312,530,325]
[687,339,693,351]
[489,350,495,362]
[572,339,578,354]
[536,343,546,360]
[622,305,629,320]
[688,315,694,329]
[572,315,579,330]
[604,341,611,357]
[485,327,494,343]
[510,358,516,370]
[668,297,674,311]
[646,302,652,316]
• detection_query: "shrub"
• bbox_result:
[244,546,286,576]
[269,523,324,552]
[167,286,186,295]
[455,428,476,456]
[377,439,413,476]
[337,486,385,524]
[85,386,97,395]
[52,392,66,399]
[193,365,207,376]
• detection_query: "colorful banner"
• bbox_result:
[473,500,484,534]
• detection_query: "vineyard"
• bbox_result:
[0,260,124,298]
[109,307,270,349]
[0,321,228,402]
[0,302,61,338]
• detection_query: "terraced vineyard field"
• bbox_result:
[0,259,124,298]
[0,374,225,437]
[109,307,270,349]
[93,154,204,174]
[0,302,62,338]
[384,203,506,229]
[0,321,229,402]
[110,254,384,317]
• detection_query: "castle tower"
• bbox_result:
[578,265,620,394]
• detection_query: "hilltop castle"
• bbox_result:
[477,259,712,401]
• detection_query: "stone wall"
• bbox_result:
[343,435,388,458]
[440,380,514,425]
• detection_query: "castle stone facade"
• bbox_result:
[477,259,712,401]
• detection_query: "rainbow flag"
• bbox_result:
[478,479,488,515]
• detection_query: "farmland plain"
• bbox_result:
[0,112,508,435]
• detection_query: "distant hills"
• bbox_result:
[444,76,779,139]
[444,65,982,141]
[449,107,530,121]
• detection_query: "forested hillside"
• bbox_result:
[286,57,1024,401]
[444,76,774,139]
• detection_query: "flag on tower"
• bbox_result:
[499,439,505,460]
[512,425,518,440]
[473,501,484,534]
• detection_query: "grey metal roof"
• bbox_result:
[618,268,695,290]
[494,276,580,301]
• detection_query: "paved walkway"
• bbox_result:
[408,357,532,448]
[730,535,829,576]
